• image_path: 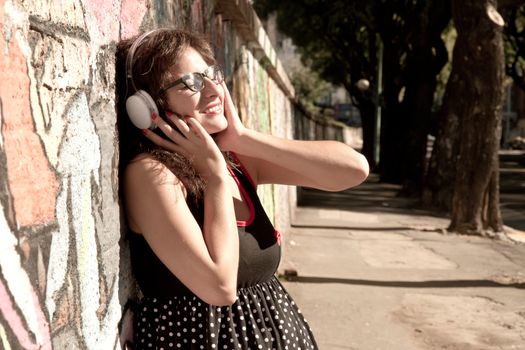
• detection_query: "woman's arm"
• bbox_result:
[126,117,239,306]
[232,133,368,191]
[216,83,369,191]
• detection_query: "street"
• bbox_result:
[281,154,525,349]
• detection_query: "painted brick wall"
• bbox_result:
[0,0,302,348]
[1,0,347,347]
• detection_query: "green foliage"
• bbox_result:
[254,0,377,96]
[289,66,331,114]
[503,5,525,90]
[254,0,450,106]
[433,22,457,112]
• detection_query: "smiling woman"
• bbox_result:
[162,47,228,135]
[116,28,368,350]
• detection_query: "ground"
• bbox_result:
[280,152,525,349]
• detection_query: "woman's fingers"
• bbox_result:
[185,117,211,140]
[152,113,189,144]
[146,113,222,166]
[221,82,235,119]
[166,113,190,134]
[142,129,186,155]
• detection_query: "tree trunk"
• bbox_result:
[401,0,450,196]
[357,97,377,169]
[378,40,406,184]
[422,61,463,210]
[378,1,450,189]
[447,0,504,235]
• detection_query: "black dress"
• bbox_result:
[129,156,318,350]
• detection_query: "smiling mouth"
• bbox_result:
[202,102,222,115]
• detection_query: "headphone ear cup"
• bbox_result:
[125,90,159,130]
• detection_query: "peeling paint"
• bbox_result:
[1,1,59,228]
[119,0,148,39]
[0,201,51,350]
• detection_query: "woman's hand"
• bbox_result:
[143,113,228,181]
[214,82,247,152]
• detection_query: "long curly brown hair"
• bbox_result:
[116,28,223,200]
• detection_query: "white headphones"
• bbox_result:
[125,29,160,130]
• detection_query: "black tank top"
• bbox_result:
[129,157,281,297]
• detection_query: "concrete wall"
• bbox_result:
[0,0,301,348]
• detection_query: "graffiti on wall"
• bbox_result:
[0,0,147,348]
[0,1,55,348]
[0,0,293,348]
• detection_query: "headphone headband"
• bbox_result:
[125,29,162,93]
[124,28,167,130]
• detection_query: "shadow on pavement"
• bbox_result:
[283,276,525,289]
[297,173,446,218]
[297,155,525,231]
[290,225,416,231]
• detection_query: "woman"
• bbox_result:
[116,28,369,349]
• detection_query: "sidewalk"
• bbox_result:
[280,177,525,350]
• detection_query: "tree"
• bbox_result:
[254,1,379,165]
[424,1,525,214]
[503,4,525,91]
[254,0,450,195]
[428,0,504,235]
[376,0,450,193]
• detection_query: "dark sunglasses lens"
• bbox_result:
[214,66,224,83]
[204,65,224,83]
[184,73,204,92]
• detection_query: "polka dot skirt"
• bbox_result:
[134,276,318,349]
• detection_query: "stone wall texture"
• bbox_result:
[0,0,346,348]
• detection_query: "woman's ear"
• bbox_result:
[165,109,183,119]
[156,96,182,119]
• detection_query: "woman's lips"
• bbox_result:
[202,102,222,115]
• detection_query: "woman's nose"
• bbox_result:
[202,77,221,97]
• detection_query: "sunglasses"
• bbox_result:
[161,65,225,93]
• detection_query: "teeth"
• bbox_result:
[204,105,221,114]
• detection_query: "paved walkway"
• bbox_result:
[281,160,525,349]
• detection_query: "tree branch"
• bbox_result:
[499,0,525,10]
